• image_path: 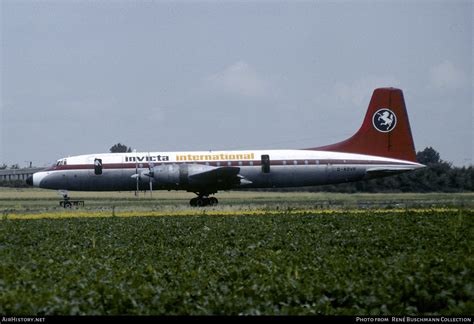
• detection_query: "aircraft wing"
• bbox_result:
[189,166,252,186]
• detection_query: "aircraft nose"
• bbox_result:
[26,175,33,186]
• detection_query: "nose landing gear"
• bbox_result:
[189,195,218,207]
[58,190,85,208]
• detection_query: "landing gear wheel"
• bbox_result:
[190,198,198,207]
[189,197,219,207]
[209,197,218,206]
[197,198,207,207]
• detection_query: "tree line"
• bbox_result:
[284,147,473,193]
[1,145,472,192]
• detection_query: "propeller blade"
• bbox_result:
[135,153,139,197]
[148,152,153,198]
[149,178,153,198]
[136,174,139,197]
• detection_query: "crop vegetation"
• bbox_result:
[0,190,472,315]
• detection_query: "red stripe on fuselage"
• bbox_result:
[46,159,413,172]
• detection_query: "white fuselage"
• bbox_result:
[31,149,423,193]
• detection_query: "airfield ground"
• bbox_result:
[0,189,473,315]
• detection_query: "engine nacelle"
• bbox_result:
[151,164,215,186]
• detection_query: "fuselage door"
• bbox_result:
[261,154,270,173]
[94,158,103,175]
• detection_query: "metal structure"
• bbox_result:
[0,167,45,184]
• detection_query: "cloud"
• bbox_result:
[333,76,400,107]
[428,60,468,90]
[204,61,270,97]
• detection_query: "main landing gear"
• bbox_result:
[189,196,218,207]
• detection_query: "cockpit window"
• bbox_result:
[56,159,67,166]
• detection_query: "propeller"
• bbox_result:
[146,152,154,198]
[130,150,139,197]
[130,151,154,198]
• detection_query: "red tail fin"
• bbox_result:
[309,88,417,162]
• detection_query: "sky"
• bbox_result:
[1,0,472,168]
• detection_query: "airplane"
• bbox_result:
[27,87,424,207]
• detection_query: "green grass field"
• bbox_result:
[1,188,473,212]
[0,189,473,315]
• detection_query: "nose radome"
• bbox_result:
[26,175,33,186]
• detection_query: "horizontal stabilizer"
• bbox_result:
[365,166,419,179]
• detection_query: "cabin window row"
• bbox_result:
[143,160,328,167]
